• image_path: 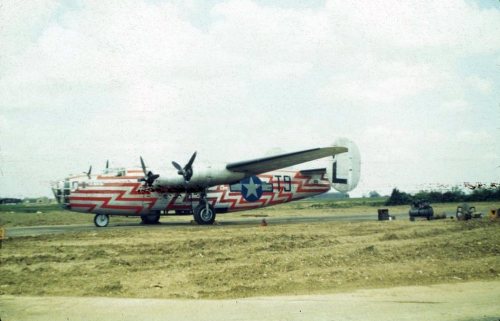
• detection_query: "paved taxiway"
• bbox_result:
[5,212,409,237]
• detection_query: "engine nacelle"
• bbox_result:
[327,138,361,193]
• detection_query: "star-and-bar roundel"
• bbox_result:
[240,176,264,202]
[229,176,273,202]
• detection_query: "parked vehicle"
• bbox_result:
[456,203,482,220]
[409,200,434,221]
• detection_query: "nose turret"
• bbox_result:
[51,179,71,208]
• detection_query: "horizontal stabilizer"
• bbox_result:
[299,168,327,176]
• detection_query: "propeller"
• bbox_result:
[86,165,92,179]
[138,156,160,187]
[172,151,197,183]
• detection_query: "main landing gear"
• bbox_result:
[141,214,160,225]
[194,203,216,225]
[193,190,216,225]
[92,193,216,226]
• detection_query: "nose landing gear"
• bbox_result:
[94,214,109,227]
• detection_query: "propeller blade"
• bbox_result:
[106,160,109,169]
[140,156,147,176]
[171,151,197,183]
[185,151,197,169]
[138,157,159,187]
[87,165,92,179]
[172,161,182,171]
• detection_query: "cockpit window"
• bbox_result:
[100,167,126,177]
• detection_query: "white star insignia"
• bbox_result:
[243,177,261,198]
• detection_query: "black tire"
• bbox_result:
[94,214,109,227]
[141,214,160,225]
[409,216,415,222]
[193,203,216,225]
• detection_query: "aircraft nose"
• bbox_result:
[51,179,70,207]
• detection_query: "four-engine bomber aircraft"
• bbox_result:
[51,139,360,227]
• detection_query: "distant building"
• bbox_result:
[23,197,51,204]
[0,198,22,205]
[36,197,50,204]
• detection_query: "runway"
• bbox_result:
[5,212,409,237]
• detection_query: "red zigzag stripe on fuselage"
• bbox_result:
[70,183,157,214]
[69,172,330,214]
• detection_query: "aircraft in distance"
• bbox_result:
[51,139,360,227]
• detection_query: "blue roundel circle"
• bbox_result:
[240,176,263,202]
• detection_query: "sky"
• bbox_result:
[0,0,499,198]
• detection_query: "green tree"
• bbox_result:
[385,188,413,205]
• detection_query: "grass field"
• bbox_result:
[0,200,499,299]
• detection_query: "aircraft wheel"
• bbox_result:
[141,214,160,224]
[94,214,109,227]
[193,203,216,225]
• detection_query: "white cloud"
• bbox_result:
[454,130,495,145]
[254,62,313,80]
[467,76,493,95]
[325,0,500,55]
[0,114,8,135]
[211,0,330,63]
[319,60,441,106]
[440,99,471,113]
[0,0,499,197]
[0,0,60,72]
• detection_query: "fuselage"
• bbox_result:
[52,168,331,216]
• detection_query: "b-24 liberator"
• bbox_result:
[51,139,360,227]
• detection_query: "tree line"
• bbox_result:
[385,187,500,205]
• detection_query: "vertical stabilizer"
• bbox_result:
[327,138,361,193]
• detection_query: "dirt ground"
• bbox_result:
[1,204,499,299]
[1,201,499,320]
[1,281,499,321]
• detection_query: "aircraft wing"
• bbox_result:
[149,146,348,192]
[226,147,347,175]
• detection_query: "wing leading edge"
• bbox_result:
[226,146,348,175]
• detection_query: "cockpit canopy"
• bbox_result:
[51,167,142,207]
